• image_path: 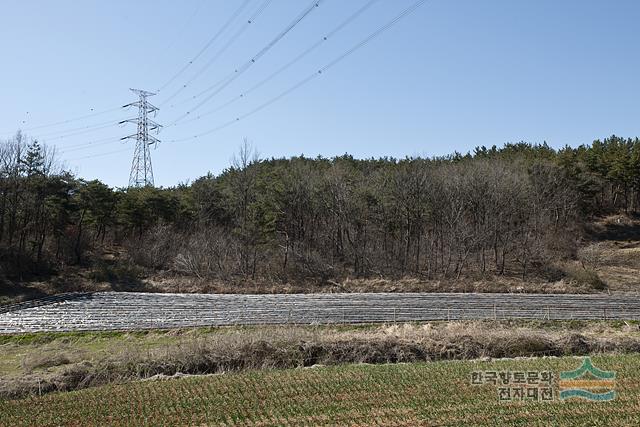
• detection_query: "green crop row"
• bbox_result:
[1,355,639,426]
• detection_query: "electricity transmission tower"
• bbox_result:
[121,89,161,187]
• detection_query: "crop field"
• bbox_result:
[1,354,639,426]
[4,292,640,334]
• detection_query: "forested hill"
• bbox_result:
[1,133,639,291]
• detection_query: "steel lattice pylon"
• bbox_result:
[121,89,161,187]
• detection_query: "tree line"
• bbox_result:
[1,133,638,283]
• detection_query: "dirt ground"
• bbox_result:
[1,273,598,306]
[582,214,640,292]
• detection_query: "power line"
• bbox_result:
[35,123,122,143]
[34,119,123,139]
[167,0,208,47]
[168,0,380,129]
[250,0,274,21]
[1,106,122,136]
[58,135,120,150]
[169,0,326,124]
[157,0,253,94]
[173,0,324,118]
[160,0,275,107]
[57,136,123,154]
[144,0,207,77]
[168,0,429,144]
[13,111,126,154]
[66,147,131,162]
[165,0,321,112]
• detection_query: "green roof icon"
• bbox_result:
[560,357,615,380]
[559,357,616,401]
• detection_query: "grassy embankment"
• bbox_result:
[1,320,640,399]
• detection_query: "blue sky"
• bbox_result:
[0,0,638,187]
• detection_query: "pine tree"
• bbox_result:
[22,140,45,177]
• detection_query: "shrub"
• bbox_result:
[88,262,143,284]
[577,242,607,270]
[123,224,179,270]
[22,352,72,373]
[564,265,607,290]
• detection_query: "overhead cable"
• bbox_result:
[1,106,123,136]
[168,0,429,143]
[160,0,275,106]
[169,0,380,128]
[157,0,254,94]
[169,0,326,124]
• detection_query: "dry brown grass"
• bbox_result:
[2,320,640,399]
[576,240,640,292]
[21,352,73,373]
[143,273,593,295]
[0,273,600,308]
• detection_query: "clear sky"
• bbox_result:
[1,0,638,187]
